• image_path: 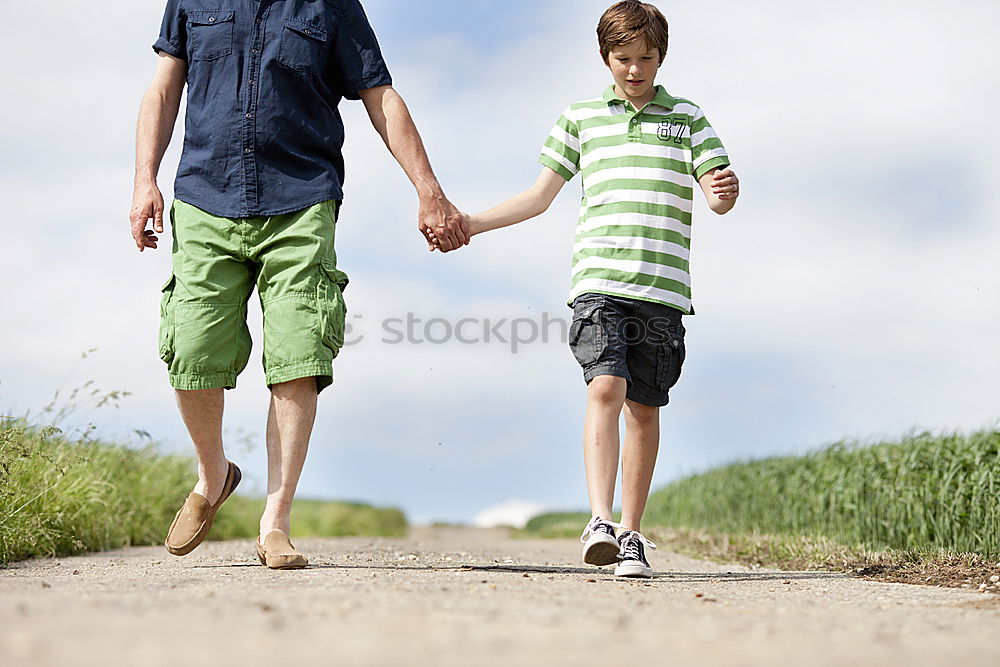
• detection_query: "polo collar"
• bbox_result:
[603,84,676,111]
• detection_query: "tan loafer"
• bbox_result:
[256,530,309,569]
[165,461,242,556]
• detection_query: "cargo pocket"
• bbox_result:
[655,324,686,391]
[187,10,235,61]
[158,275,177,365]
[319,260,348,358]
[277,20,330,74]
[569,299,606,367]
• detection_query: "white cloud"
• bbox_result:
[472,499,548,529]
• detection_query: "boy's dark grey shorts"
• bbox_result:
[568,293,686,407]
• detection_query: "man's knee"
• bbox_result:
[271,376,319,397]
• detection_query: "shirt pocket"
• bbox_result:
[277,20,330,74]
[187,10,235,62]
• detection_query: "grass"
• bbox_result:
[520,512,1000,591]
[644,428,1000,556]
[0,419,406,565]
[521,512,593,539]
[520,428,1000,590]
[646,527,1000,592]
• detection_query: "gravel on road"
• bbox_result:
[2,527,998,666]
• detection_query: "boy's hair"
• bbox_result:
[597,1,669,64]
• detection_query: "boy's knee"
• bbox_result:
[624,399,659,425]
[587,374,627,406]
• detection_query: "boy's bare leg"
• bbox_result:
[619,398,660,532]
[583,375,628,520]
[175,388,229,504]
[259,377,318,537]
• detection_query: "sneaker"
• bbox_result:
[580,516,621,566]
[614,530,656,578]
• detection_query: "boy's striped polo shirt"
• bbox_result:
[539,85,729,314]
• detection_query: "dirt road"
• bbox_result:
[2,527,998,666]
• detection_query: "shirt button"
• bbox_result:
[245,148,251,153]
[252,49,258,54]
[249,79,254,85]
[208,17,216,22]
[256,18,262,24]
[245,113,253,119]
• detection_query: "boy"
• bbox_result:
[440,1,739,577]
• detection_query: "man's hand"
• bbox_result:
[419,192,469,252]
[711,168,740,200]
[130,181,165,252]
[427,212,473,252]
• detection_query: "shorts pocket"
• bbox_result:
[158,275,177,365]
[187,10,235,61]
[319,260,348,357]
[277,19,330,74]
[569,299,606,367]
[655,325,686,391]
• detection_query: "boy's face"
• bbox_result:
[605,40,662,104]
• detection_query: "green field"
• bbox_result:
[0,419,406,565]
[525,428,1000,557]
[644,429,1000,556]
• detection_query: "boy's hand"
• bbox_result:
[711,168,740,200]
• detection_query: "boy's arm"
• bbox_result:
[465,167,567,238]
[697,167,740,215]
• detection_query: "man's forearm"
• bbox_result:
[135,87,182,185]
[365,87,443,199]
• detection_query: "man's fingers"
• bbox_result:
[130,211,146,250]
[153,205,164,233]
[448,214,470,245]
[454,217,471,246]
[438,227,459,251]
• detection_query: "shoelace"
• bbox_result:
[619,531,656,562]
[580,516,622,543]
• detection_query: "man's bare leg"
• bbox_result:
[175,388,229,504]
[259,377,318,537]
[583,375,628,520]
[619,398,660,532]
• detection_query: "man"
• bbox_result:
[130,0,468,569]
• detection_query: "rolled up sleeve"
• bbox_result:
[153,0,187,60]
[329,0,392,100]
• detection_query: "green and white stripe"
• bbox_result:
[539,85,729,314]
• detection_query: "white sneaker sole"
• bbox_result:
[582,534,621,566]
[614,561,653,578]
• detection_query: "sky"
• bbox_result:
[1,1,998,526]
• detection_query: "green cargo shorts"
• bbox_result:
[158,199,348,394]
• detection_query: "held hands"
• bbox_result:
[130,181,165,252]
[712,168,740,200]
[418,192,470,253]
[426,212,472,253]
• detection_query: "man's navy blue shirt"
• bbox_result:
[154,0,392,217]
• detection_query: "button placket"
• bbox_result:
[628,114,642,143]
[241,5,268,215]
